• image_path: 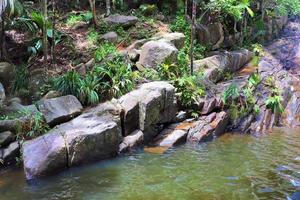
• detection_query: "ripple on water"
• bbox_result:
[1,128,300,199]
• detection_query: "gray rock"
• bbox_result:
[23,101,122,180]
[42,90,62,99]
[118,93,140,136]
[155,32,186,49]
[3,141,19,164]
[172,111,188,123]
[22,132,68,180]
[0,62,14,89]
[201,98,217,115]
[0,131,14,147]
[101,31,118,43]
[128,49,140,63]
[153,122,195,148]
[119,130,143,153]
[0,83,5,107]
[137,41,178,69]
[187,111,228,143]
[104,14,138,27]
[71,21,88,30]
[195,22,224,50]
[37,95,83,126]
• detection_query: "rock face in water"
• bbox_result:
[37,95,83,126]
[23,81,176,179]
[119,130,143,153]
[187,112,229,143]
[23,101,122,180]
[137,41,178,69]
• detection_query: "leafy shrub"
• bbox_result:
[13,65,29,93]
[53,71,81,98]
[94,42,117,62]
[173,75,205,108]
[265,89,284,113]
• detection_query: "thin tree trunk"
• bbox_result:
[106,0,111,16]
[51,0,56,66]
[185,0,188,19]
[89,0,97,26]
[190,0,196,75]
[43,0,48,64]
[0,15,4,60]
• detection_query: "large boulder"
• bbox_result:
[137,41,178,70]
[195,22,224,50]
[0,62,14,90]
[22,132,68,180]
[22,101,122,180]
[104,14,138,27]
[37,95,83,126]
[117,81,177,143]
[194,49,253,83]
[154,32,186,49]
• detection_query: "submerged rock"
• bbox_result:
[37,95,83,126]
[119,130,143,153]
[137,41,178,70]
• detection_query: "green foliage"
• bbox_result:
[79,73,101,105]
[87,29,100,45]
[265,89,284,113]
[53,70,81,98]
[15,110,49,141]
[13,65,29,93]
[174,75,205,107]
[95,55,136,97]
[66,11,93,26]
[139,4,158,16]
[223,83,240,104]
[275,0,300,15]
[94,42,117,62]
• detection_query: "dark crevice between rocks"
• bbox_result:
[119,108,126,137]
[60,132,70,169]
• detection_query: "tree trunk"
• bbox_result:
[189,0,196,75]
[43,0,48,64]
[89,0,97,26]
[106,0,111,16]
[51,0,56,66]
[0,15,4,60]
[185,0,188,19]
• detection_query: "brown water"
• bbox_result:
[1,128,300,200]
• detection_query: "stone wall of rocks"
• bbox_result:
[195,15,288,50]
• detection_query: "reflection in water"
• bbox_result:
[1,128,300,200]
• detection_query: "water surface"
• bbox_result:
[1,128,300,200]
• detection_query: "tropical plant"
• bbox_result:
[53,70,81,98]
[79,73,101,105]
[265,89,284,113]
[174,75,205,107]
[94,42,117,62]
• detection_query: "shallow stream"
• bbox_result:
[1,128,300,199]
